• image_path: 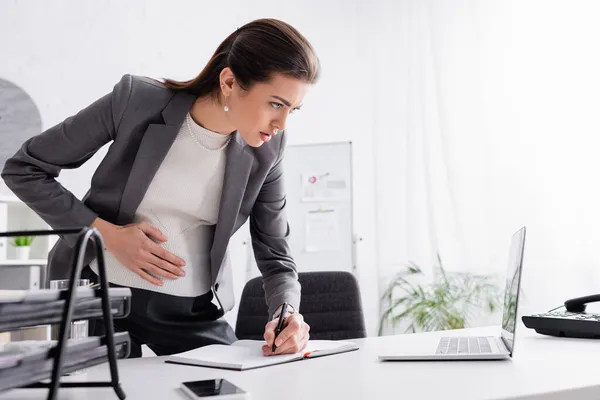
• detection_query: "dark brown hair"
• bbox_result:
[164,18,320,98]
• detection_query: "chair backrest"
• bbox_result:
[235,271,366,341]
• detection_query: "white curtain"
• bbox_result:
[374,0,495,278]
[374,0,600,335]
[373,0,509,334]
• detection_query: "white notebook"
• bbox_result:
[165,339,358,371]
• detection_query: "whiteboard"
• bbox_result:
[283,142,354,272]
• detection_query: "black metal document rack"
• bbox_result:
[0,227,129,400]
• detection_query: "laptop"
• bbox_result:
[379,226,526,361]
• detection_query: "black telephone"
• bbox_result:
[522,294,600,338]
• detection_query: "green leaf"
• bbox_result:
[406,261,422,274]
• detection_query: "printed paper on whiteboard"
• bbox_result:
[301,172,346,202]
[305,209,340,253]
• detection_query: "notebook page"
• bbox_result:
[234,340,357,357]
[168,343,301,370]
[303,340,358,357]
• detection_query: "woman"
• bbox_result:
[1,18,320,358]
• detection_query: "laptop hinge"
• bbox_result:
[497,336,510,354]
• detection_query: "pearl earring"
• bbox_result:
[224,105,229,112]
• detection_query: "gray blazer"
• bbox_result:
[1,74,300,317]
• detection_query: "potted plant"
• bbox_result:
[379,255,502,335]
[11,236,34,260]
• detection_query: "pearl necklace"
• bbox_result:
[184,113,232,152]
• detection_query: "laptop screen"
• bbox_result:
[500,227,526,354]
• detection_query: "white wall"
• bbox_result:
[0,0,380,334]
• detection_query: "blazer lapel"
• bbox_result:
[211,133,254,283]
[117,92,195,224]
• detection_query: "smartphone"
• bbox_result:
[180,379,248,400]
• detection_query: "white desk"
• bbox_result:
[2,323,600,400]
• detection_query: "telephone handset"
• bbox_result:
[564,294,600,313]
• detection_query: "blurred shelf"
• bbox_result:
[0,195,23,204]
[0,228,128,399]
[0,259,47,266]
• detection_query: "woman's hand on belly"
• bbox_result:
[92,218,187,286]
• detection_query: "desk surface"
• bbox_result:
[2,323,600,400]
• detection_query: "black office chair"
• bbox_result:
[235,271,367,341]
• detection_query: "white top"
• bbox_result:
[90,113,231,296]
[8,323,600,400]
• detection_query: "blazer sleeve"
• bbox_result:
[1,74,133,247]
[249,132,301,317]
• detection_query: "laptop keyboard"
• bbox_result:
[435,336,493,355]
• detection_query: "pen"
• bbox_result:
[272,302,288,353]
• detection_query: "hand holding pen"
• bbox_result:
[262,302,310,356]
